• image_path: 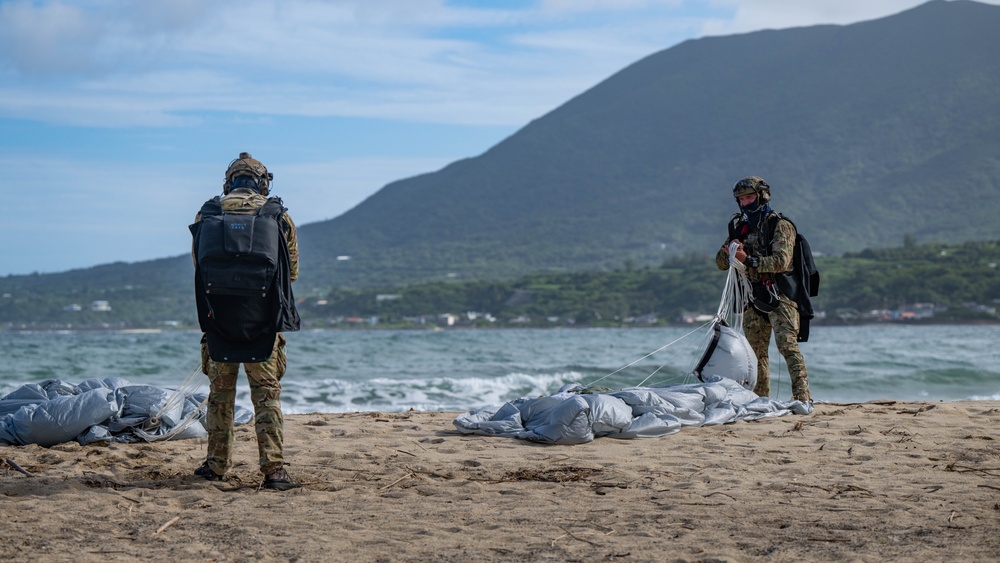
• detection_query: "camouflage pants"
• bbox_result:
[201,333,287,475]
[744,296,811,402]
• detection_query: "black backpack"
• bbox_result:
[769,214,820,342]
[190,196,299,362]
[194,197,285,297]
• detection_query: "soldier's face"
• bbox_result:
[738,194,757,207]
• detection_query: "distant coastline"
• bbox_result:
[3,317,999,334]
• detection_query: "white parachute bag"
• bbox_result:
[692,241,758,391]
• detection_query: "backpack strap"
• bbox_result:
[199,196,223,218]
[200,195,285,219]
[766,212,794,242]
[257,197,289,233]
[727,213,743,241]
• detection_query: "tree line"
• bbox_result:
[2,240,998,331]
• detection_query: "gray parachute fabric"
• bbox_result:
[0,378,252,447]
[453,243,809,444]
[454,377,812,445]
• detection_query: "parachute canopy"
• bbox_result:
[453,239,809,445]
[0,378,252,447]
[454,377,811,445]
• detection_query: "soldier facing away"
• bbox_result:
[189,152,301,490]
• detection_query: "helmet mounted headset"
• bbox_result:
[732,176,770,214]
[223,152,274,196]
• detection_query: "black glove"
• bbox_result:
[742,255,759,269]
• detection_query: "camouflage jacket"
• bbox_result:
[715,211,796,282]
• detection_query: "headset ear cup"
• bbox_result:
[260,171,272,196]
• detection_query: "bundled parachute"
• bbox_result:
[693,320,757,391]
[693,240,758,391]
[454,242,810,444]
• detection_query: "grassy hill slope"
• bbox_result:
[300,0,1000,288]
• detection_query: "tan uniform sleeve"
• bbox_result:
[283,213,299,282]
[715,244,731,270]
[757,218,795,274]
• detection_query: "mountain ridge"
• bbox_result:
[297,0,1000,287]
[5,0,999,296]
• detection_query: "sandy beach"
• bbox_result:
[2,400,999,562]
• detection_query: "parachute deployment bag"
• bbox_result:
[195,199,283,297]
[693,318,758,391]
[191,197,289,362]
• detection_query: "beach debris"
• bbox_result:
[379,472,414,491]
[4,457,33,477]
[154,516,181,535]
[554,524,602,547]
[498,466,602,483]
[899,405,936,416]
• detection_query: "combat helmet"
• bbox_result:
[224,152,273,195]
[732,176,770,207]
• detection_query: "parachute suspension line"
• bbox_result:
[717,241,753,331]
[136,362,209,442]
[585,319,714,388]
[774,347,784,400]
[633,323,722,387]
[586,243,753,391]
[639,255,752,389]
[634,342,703,388]
[634,362,673,388]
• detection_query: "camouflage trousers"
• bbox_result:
[744,296,811,402]
[201,333,287,475]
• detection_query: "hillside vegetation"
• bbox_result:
[298,0,1000,288]
[3,0,1000,313]
[3,240,997,330]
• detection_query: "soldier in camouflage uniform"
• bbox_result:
[192,152,300,490]
[715,177,811,402]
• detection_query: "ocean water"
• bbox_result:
[1,325,998,414]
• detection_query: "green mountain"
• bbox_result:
[3,0,999,314]
[300,0,1000,288]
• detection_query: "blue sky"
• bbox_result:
[0,0,982,276]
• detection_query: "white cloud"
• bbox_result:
[0,0,705,128]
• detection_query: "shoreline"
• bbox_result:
[2,400,998,561]
[2,317,999,334]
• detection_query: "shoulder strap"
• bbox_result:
[257,197,289,235]
[256,196,285,217]
[199,196,223,217]
[727,213,742,240]
[201,195,285,219]
[767,212,795,240]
